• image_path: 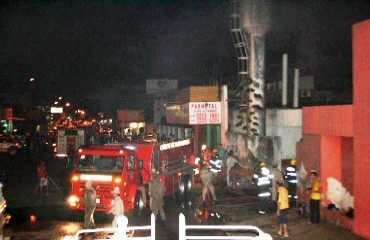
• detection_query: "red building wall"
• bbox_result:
[321,135,342,196]
[352,19,370,239]
[342,137,353,195]
[296,134,321,202]
[295,19,369,239]
[303,105,353,137]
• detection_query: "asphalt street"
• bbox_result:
[0,150,365,240]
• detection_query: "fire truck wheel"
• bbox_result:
[184,174,193,192]
[182,175,193,209]
[134,190,144,217]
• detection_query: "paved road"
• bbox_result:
[1,151,365,240]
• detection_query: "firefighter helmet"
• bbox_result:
[259,161,266,167]
[290,159,297,166]
[201,144,207,151]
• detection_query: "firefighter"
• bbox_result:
[200,145,211,162]
[200,158,217,207]
[148,169,166,223]
[253,161,272,214]
[285,159,298,205]
[209,149,222,177]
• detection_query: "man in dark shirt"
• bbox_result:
[83,180,96,229]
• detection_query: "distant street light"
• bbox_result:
[30,77,35,82]
[54,101,59,105]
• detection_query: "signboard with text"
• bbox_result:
[189,102,221,125]
[146,79,178,95]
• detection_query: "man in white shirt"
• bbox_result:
[108,187,124,228]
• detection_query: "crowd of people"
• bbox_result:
[66,143,321,239]
[197,144,322,238]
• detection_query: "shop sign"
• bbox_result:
[189,102,221,125]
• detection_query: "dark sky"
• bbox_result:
[0,0,369,114]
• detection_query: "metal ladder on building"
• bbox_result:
[230,0,249,83]
[230,0,250,132]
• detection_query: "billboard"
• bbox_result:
[146,79,178,95]
[189,102,221,125]
[51,107,63,113]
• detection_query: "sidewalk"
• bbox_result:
[205,183,364,240]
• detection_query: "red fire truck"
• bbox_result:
[67,136,197,213]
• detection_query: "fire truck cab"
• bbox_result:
[67,136,196,213]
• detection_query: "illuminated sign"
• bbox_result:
[189,102,221,125]
[51,107,63,113]
[160,139,191,151]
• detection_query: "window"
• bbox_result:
[127,154,135,170]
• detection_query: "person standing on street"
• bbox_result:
[226,150,239,187]
[108,187,124,228]
[308,170,321,224]
[276,181,289,238]
[209,149,222,179]
[200,159,217,207]
[148,169,166,222]
[253,161,272,214]
[37,161,49,196]
[285,159,298,205]
[229,162,242,189]
[83,180,96,229]
[271,163,285,203]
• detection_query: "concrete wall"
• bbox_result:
[265,108,302,161]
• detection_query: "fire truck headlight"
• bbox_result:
[113,177,122,184]
[68,195,79,207]
[71,175,79,182]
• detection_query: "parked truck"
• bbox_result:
[56,128,86,158]
[67,136,196,214]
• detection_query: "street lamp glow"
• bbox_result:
[29,77,35,82]
[54,101,59,105]
[59,96,62,100]
[65,102,71,107]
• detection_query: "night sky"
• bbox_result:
[0,0,369,114]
